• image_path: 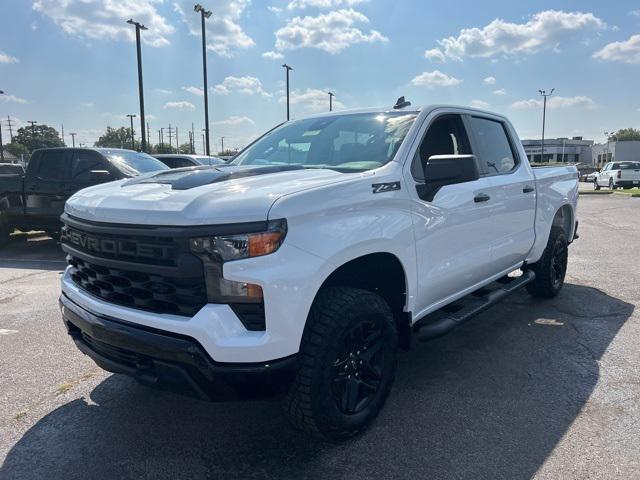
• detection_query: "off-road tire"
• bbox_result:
[284,287,398,440]
[525,226,568,298]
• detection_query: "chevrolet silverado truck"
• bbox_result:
[59,100,579,439]
[0,147,168,246]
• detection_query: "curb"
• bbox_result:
[579,190,613,195]
[613,191,640,198]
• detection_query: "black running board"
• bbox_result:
[417,270,536,341]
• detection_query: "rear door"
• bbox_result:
[23,149,72,227]
[465,115,536,270]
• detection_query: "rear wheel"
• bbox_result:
[609,178,616,190]
[0,217,10,249]
[525,226,568,298]
[285,287,398,440]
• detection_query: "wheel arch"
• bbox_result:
[552,203,574,240]
[309,252,411,349]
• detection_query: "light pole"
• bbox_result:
[0,91,4,162]
[202,129,206,155]
[126,19,148,152]
[194,4,213,156]
[538,88,554,163]
[328,91,334,112]
[70,132,76,148]
[282,64,293,120]
[126,114,137,150]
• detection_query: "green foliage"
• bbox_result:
[178,143,193,154]
[217,149,238,157]
[14,124,64,152]
[94,126,140,150]
[151,143,177,154]
[609,128,640,142]
[4,142,29,157]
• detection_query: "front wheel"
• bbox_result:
[0,218,10,249]
[525,226,568,298]
[593,179,600,191]
[609,179,616,190]
[285,287,398,440]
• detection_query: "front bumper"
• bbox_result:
[60,293,297,401]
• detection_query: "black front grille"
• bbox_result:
[68,256,207,316]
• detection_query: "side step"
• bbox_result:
[417,270,536,342]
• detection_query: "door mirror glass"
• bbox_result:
[416,154,480,201]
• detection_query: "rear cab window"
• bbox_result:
[467,116,518,175]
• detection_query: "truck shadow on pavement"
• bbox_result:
[1,283,634,480]
[0,234,66,272]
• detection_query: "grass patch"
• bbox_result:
[14,410,28,420]
[56,381,74,395]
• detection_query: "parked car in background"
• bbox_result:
[594,161,640,190]
[0,148,168,246]
[0,163,25,175]
[585,171,599,182]
[153,154,226,168]
[59,101,579,439]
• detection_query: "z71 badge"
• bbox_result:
[372,181,401,194]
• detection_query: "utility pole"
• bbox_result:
[202,130,206,155]
[328,91,334,112]
[126,114,137,150]
[538,88,554,163]
[7,116,14,142]
[160,127,164,151]
[28,121,37,136]
[191,122,195,153]
[147,122,150,148]
[0,121,4,162]
[70,132,76,148]
[126,19,148,152]
[61,123,65,145]
[194,4,213,156]
[167,124,175,151]
[282,63,293,120]
[220,136,225,154]
[158,129,161,152]
[176,126,179,151]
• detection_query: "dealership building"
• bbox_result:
[591,141,640,168]
[522,137,594,164]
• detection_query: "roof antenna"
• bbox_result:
[393,96,411,109]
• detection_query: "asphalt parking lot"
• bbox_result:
[1,194,639,479]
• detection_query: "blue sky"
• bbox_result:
[1,0,639,152]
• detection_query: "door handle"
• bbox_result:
[523,185,535,193]
[474,193,491,203]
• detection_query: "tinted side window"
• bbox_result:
[413,115,471,180]
[469,117,517,175]
[72,151,107,181]
[37,150,71,180]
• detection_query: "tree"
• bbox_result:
[94,126,140,150]
[609,128,640,142]
[14,124,64,152]
[151,143,176,154]
[4,142,29,157]
[217,149,237,157]
[178,142,193,154]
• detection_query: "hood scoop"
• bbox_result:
[122,164,306,190]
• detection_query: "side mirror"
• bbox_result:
[88,169,112,180]
[416,154,480,201]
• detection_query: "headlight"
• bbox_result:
[189,219,287,262]
[189,219,287,308]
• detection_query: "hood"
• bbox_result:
[64,165,348,225]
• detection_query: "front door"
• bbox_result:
[407,113,499,316]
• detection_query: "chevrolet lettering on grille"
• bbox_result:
[61,228,173,260]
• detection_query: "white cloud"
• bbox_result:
[32,0,175,47]
[287,0,367,9]
[182,86,204,96]
[493,88,507,96]
[163,101,196,111]
[510,95,595,110]
[470,100,490,109]
[214,116,255,127]
[424,48,445,62]
[0,94,28,104]
[267,6,283,14]
[154,88,172,95]
[173,0,254,57]
[211,76,272,97]
[593,34,640,64]
[80,102,94,107]
[411,70,462,87]
[0,51,18,64]
[629,10,640,17]
[279,88,345,113]
[425,10,605,61]
[272,9,388,55]
[483,76,496,85]
[262,50,285,60]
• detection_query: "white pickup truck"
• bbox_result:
[59,100,579,439]
[593,161,640,190]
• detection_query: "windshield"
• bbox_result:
[232,112,418,172]
[102,150,169,176]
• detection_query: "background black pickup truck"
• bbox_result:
[0,147,168,247]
